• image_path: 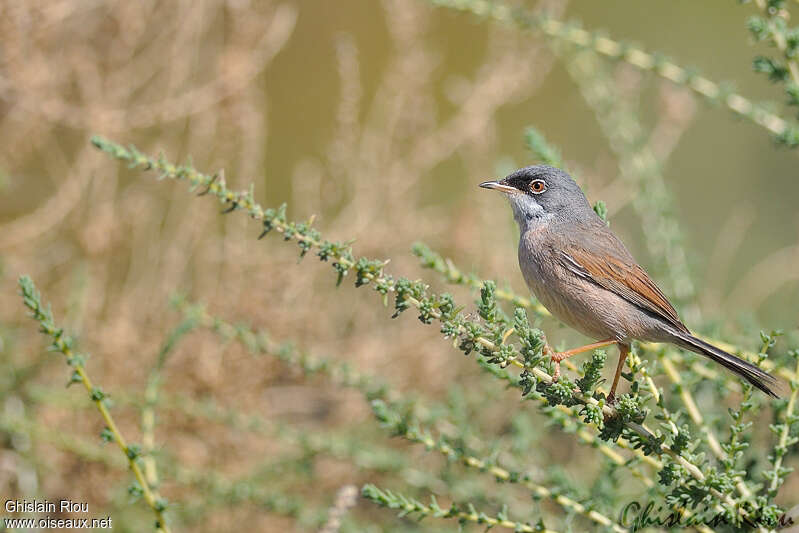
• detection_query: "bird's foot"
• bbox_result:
[544,339,618,385]
[543,344,562,382]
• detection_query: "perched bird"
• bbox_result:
[480,165,781,401]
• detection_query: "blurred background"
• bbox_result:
[1,0,798,531]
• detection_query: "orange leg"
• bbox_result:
[607,344,630,405]
[546,338,617,382]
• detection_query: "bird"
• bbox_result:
[480,165,781,402]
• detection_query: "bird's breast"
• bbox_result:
[517,228,629,341]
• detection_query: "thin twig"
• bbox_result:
[18,276,171,533]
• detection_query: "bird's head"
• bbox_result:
[479,165,594,228]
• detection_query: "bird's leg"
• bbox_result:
[545,338,617,382]
[606,343,630,405]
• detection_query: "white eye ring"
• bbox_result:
[530,179,547,194]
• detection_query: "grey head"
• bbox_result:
[479,165,596,231]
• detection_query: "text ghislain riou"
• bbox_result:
[6,499,88,513]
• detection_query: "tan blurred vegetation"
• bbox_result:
[1,0,798,531]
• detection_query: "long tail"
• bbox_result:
[672,332,782,398]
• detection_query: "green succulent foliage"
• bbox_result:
[19,276,170,530]
[746,1,799,119]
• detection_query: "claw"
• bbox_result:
[543,344,561,382]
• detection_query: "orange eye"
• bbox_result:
[530,179,547,194]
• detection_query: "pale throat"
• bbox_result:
[507,194,552,233]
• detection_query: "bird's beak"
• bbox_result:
[479,179,517,194]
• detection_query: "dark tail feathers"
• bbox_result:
[673,332,782,398]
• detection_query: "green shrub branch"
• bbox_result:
[18,276,171,532]
[748,0,799,129]
[361,484,557,533]
[427,0,799,146]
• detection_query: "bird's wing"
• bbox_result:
[557,228,688,334]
